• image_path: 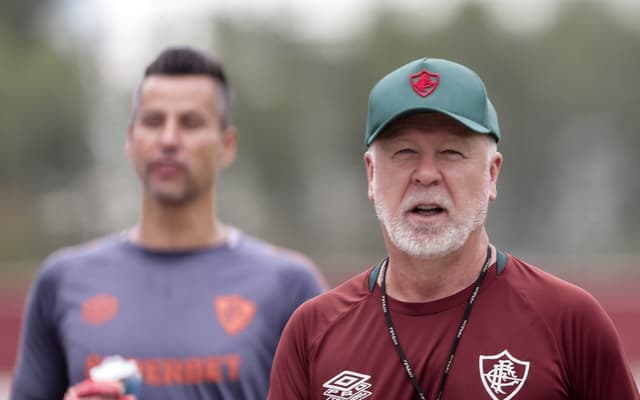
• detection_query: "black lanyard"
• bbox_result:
[380,246,492,400]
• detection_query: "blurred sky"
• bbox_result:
[63,0,640,90]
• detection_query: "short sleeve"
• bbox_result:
[563,290,639,399]
[10,261,69,400]
[267,303,313,400]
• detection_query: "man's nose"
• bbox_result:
[159,120,179,148]
[412,154,441,187]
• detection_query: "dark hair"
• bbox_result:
[131,46,231,128]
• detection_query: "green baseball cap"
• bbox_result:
[365,58,500,146]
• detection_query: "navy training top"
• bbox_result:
[12,227,326,400]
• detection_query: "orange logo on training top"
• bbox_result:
[214,294,256,336]
[85,354,243,385]
[82,294,119,325]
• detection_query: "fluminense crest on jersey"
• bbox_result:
[479,349,530,400]
[322,370,372,400]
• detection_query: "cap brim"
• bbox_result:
[367,107,493,146]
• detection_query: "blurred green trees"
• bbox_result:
[215,1,640,271]
[0,0,91,264]
[1,1,638,278]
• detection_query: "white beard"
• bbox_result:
[373,176,489,259]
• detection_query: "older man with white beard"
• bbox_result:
[267,58,639,400]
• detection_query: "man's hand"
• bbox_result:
[63,379,135,400]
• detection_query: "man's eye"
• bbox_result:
[181,115,205,128]
[442,149,463,157]
[141,114,163,127]
[396,148,417,155]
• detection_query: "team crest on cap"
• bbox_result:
[409,69,440,97]
[479,350,530,400]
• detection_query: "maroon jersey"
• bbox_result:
[268,251,639,400]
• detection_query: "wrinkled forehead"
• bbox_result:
[376,112,475,142]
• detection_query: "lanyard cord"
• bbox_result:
[380,245,492,400]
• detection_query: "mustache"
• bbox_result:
[400,190,452,211]
[146,158,187,171]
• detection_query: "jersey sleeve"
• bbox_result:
[267,302,313,400]
[278,256,327,320]
[10,261,69,400]
[563,290,640,399]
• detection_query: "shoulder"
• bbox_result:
[36,233,126,284]
[230,228,311,265]
[286,268,372,335]
[43,234,125,269]
[503,253,599,306]
[24,234,126,309]
[231,228,326,284]
[501,254,639,398]
[500,253,614,329]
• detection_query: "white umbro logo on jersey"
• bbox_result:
[322,370,372,400]
[479,349,530,400]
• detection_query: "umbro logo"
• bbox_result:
[322,370,372,400]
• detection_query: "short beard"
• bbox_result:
[151,187,197,207]
[143,173,198,207]
[373,179,489,259]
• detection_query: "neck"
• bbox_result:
[382,229,494,302]
[130,193,227,250]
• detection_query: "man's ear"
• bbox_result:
[364,150,375,201]
[219,126,237,168]
[125,124,134,161]
[488,151,503,201]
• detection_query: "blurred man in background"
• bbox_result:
[267,58,639,399]
[11,46,326,400]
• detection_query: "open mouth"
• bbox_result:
[410,204,446,217]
